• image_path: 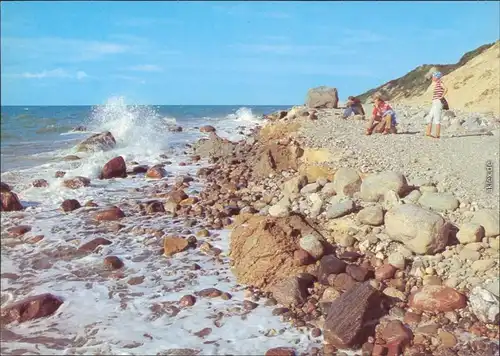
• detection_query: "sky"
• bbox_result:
[1,1,499,106]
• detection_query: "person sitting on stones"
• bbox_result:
[365,93,397,135]
[343,96,365,119]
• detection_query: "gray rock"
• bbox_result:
[333,168,362,197]
[356,205,384,226]
[326,199,355,219]
[309,193,324,218]
[388,251,406,269]
[404,190,422,203]
[457,223,485,244]
[300,183,321,195]
[299,234,325,260]
[471,209,500,237]
[269,203,290,218]
[305,86,339,109]
[384,204,451,255]
[321,182,337,196]
[471,259,495,272]
[282,175,308,196]
[458,248,481,261]
[360,171,408,202]
[418,192,459,212]
[469,286,499,324]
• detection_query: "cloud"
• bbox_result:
[126,64,164,72]
[16,68,88,80]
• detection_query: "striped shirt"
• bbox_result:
[432,79,445,100]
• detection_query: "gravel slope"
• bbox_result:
[298,106,500,212]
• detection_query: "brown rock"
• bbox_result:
[346,265,371,282]
[270,276,310,307]
[318,255,347,284]
[250,141,303,179]
[0,182,11,192]
[332,273,358,291]
[403,311,422,326]
[146,165,167,179]
[294,249,314,266]
[94,206,125,221]
[265,347,296,356]
[338,251,363,262]
[1,191,24,211]
[163,237,189,256]
[438,330,457,348]
[63,155,80,161]
[323,282,385,349]
[131,165,149,174]
[78,237,112,252]
[375,264,397,281]
[63,176,91,189]
[76,131,116,152]
[381,320,413,346]
[1,293,63,324]
[100,156,127,179]
[32,179,49,188]
[8,225,31,237]
[127,276,145,285]
[145,200,165,214]
[242,300,259,310]
[200,125,216,133]
[167,189,189,203]
[179,197,199,206]
[61,199,81,212]
[55,171,66,178]
[85,200,98,207]
[371,344,387,356]
[103,256,124,270]
[179,295,196,307]
[196,288,223,298]
[194,327,212,338]
[409,285,466,313]
[229,214,322,290]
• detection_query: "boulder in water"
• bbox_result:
[100,156,127,179]
[1,293,63,324]
[75,131,116,152]
[1,191,24,211]
[200,125,216,133]
[63,177,91,189]
[0,182,12,192]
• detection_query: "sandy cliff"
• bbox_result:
[358,41,499,115]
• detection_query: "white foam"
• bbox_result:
[1,100,325,355]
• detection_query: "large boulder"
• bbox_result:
[270,276,311,307]
[229,214,322,290]
[193,133,235,159]
[282,175,308,196]
[469,285,499,324]
[100,156,127,179]
[418,192,459,212]
[360,171,408,202]
[0,182,12,192]
[251,142,304,179]
[409,285,466,313]
[323,282,385,349]
[1,191,24,211]
[76,131,116,152]
[306,86,339,109]
[333,168,362,197]
[384,204,451,255]
[470,209,500,237]
[1,293,63,324]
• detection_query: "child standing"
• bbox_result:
[426,71,448,138]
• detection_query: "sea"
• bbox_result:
[0,97,327,355]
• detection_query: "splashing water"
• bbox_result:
[85,96,169,157]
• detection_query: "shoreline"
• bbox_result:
[1,101,499,355]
